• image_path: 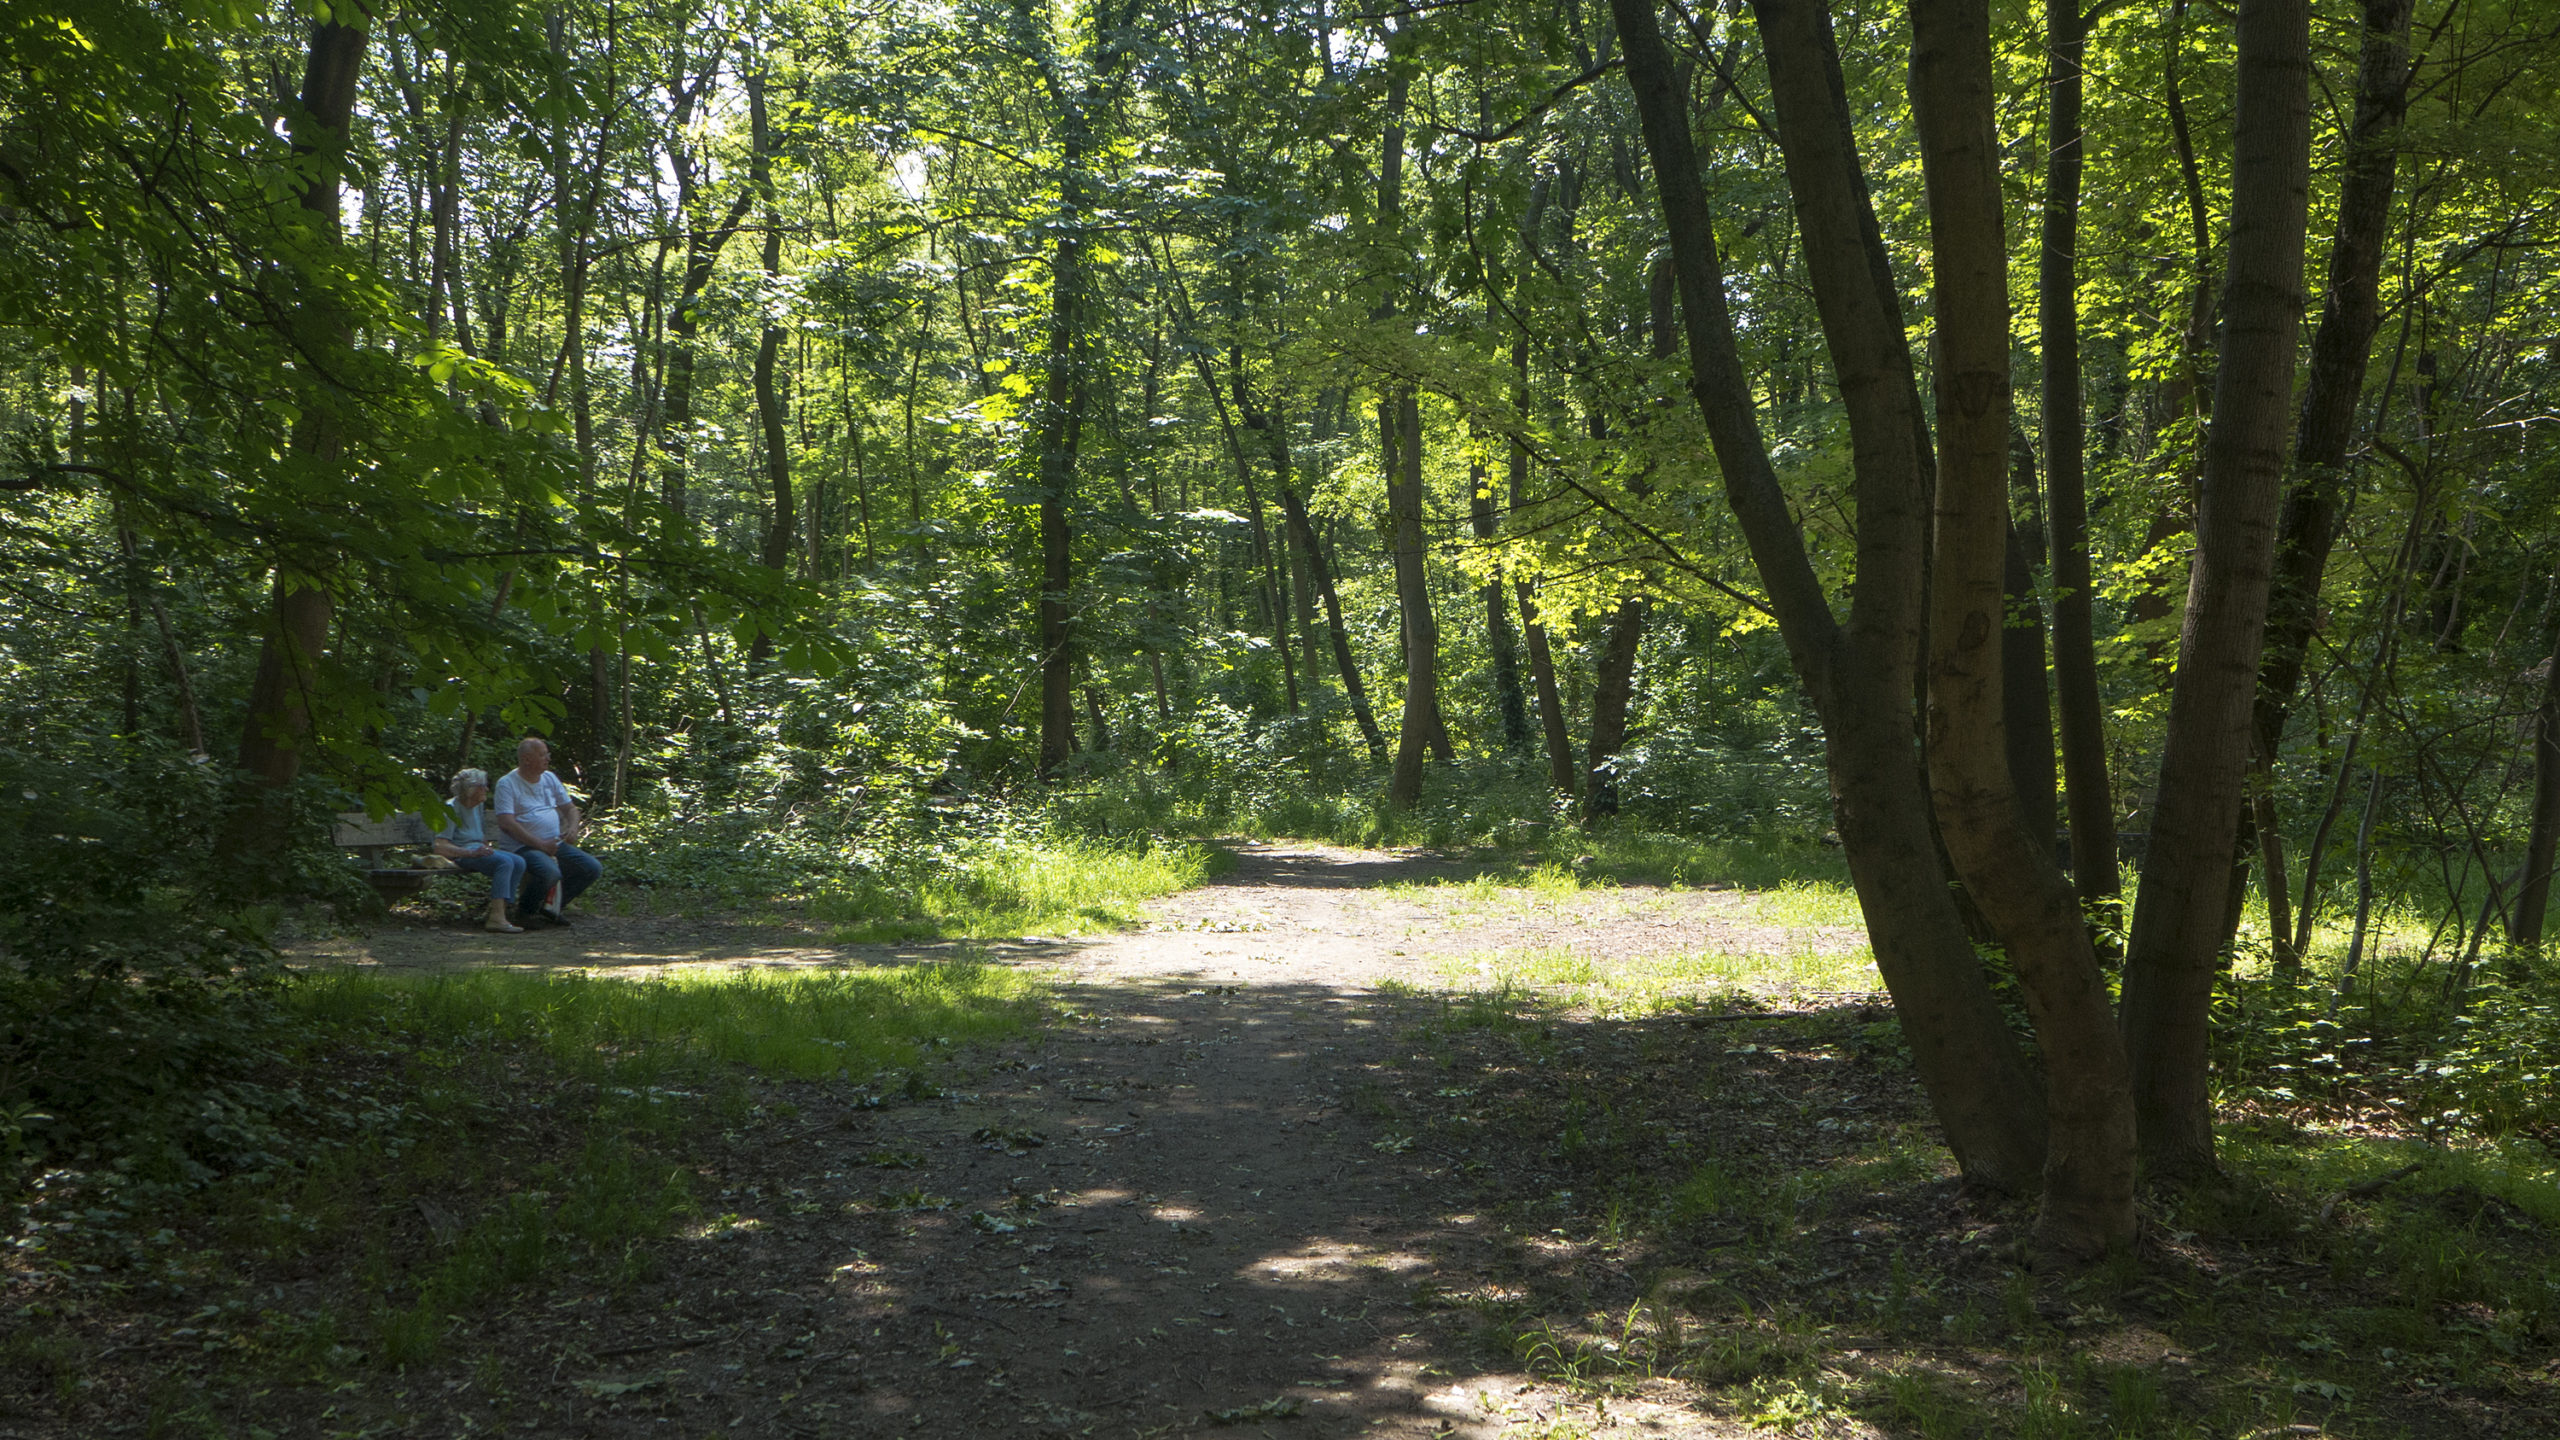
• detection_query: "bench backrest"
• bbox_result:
[333,812,434,849]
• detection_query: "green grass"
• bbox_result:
[287,957,1042,1083]
[1433,943,1881,1016]
[809,837,1224,942]
[1750,877,1864,929]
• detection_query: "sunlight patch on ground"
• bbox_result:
[1431,943,1882,1015]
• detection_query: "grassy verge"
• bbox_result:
[0,955,1041,1424]
[1367,950,2559,1438]
[808,836,1225,942]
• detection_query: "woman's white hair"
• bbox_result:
[450,767,490,799]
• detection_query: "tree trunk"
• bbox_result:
[1911,0,2136,1256]
[2513,602,2560,946]
[1386,392,1447,806]
[1584,598,1646,819]
[2119,0,2314,1184]
[2004,473,2058,853]
[230,13,368,853]
[749,68,793,674]
[1511,261,1577,798]
[1618,0,2048,1197]
[1586,259,1680,822]
[1275,473,1388,763]
[2251,0,2412,752]
[2038,0,2118,901]
[2226,0,2417,959]
[1471,457,1531,754]
[1375,67,1446,806]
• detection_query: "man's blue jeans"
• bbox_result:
[511,843,602,914]
[453,850,526,903]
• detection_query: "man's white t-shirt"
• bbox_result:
[493,769,572,852]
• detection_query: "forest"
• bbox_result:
[3,0,2560,1433]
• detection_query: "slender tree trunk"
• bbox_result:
[1914,0,2135,1256]
[2226,0,2418,960]
[2251,0,2412,749]
[1274,458,1388,763]
[1471,456,1530,753]
[1585,598,1645,819]
[120,528,205,755]
[1387,392,1447,806]
[2513,603,2560,946]
[1586,259,1679,822]
[1509,368,1577,799]
[2120,0,2314,1184]
[1619,0,2048,1197]
[2004,477,2059,852]
[2039,0,2118,900]
[1374,68,1446,805]
[748,72,794,674]
[230,13,368,855]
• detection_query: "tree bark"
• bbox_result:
[1253,388,1390,763]
[1911,0,2136,1256]
[1377,67,1447,806]
[654,58,755,525]
[2226,0,2418,960]
[1585,597,1645,819]
[748,67,793,674]
[2251,0,2412,754]
[2119,0,2314,1183]
[1387,392,1448,806]
[1586,258,1679,822]
[2513,601,2560,947]
[2039,0,2118,901]
[231,13,368,850]
[1471,456,1531,754]
[1617,0,2048,1196]
[2004,443,2058,852]
[1510,197,1578,799]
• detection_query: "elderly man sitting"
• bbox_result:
[492,735,603,926]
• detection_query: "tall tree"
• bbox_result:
[2239,0,2418,951]
[748,63,795,673]
[2039,0,2117,901]
[1911,0,2136,1252]
[1614,0,2050,1200]
[2119,0,2316,1182]
[229,12,371,854]
[1379,63,1450,807]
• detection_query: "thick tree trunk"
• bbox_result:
[1618,0,2048,1196]
[2120,0,2314,1183]
[2039,0,2118,900]
[231,14,368,851]
[1911,0,2136,1256]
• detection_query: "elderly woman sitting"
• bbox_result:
[435,768,527,934]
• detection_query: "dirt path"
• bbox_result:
[294,842,1865,1438]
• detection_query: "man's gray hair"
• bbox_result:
[450,767,490,799]
[517,735,550,757]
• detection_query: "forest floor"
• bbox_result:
[9,843,2555,1438]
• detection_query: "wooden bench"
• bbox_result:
[333,811,442,898]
